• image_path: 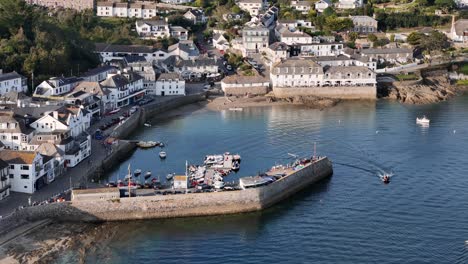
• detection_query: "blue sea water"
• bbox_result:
[78,97,468,263]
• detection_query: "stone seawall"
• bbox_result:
[223,87,269,96]
[140,93,206,123]
[0,158,332,225]
[273,86,377,100]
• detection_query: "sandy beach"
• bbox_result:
[205,95,339,111]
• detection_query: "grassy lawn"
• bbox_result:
[395,73,419,81]
[456,80,468,86]
[457,64,468,75]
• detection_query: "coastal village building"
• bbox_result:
[270,58,376,91]
[221,74,270,96]
[81,65,117,83]
[237,0,267,16]
[0,159,10,200]
[312,54,377,71]
[160,0,193,3]
[358,48,413,63]
[277,19,314,31]
[168,40,200,60]
[0,150,46,194]
[276,25,314,45]
[100,72,146,109]
[265,42,290,66]
[0,112,34,151]
[314,0,332,13]
[124,56,157,95]
[27,0,94,11]
[74,81,113,114]
[242,25,270,56]
[29,106,92,168]
[94,43,169,63]
[183,9,207,24]
[337,0,364,9]
[450,19,468,44]
[350,16,378,34]
[135,20,188,41]
[136,20,170,39]
[0,71,28,96]
[96,1,157,18]
[291,1,313,14]
[64,90,102,117]
[455,0,468,7]
[168,57,220,78]
[170,26,189,41]
[33,77,83,98]
[213,34,230,51]
[294,42,345,57]
[155,73,186,96]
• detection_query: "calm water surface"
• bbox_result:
[83,97,468,263]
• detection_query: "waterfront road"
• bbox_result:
[0,91,206,218]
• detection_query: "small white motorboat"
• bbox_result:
[124,174,132,181]
[134,169,142,176]
[159,151,167,159]
[144,123,151,127]
[213,180,225,189]
[229,107,243,111]
[416,116,430,124]
[144,171,152,179]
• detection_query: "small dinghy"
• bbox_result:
[159,151,167,159]
[144,123,151,127]
[416,116,430,125]
[144,171,152,179]
[134,169,142,176]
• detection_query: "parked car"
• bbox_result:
[130,106,138,114]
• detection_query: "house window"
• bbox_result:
[21,165,29,170]
[12,136,18,140]
[21,174,29,179]
[10,165,14,169]
[9,174,13,178]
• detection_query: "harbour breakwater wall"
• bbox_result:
[0,158,332,226]
[273,86,377,100]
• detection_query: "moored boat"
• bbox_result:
[416,116,430,124]
[134,169,142,176]
[228,107,243,111]
[232,161,240,171]
[159,151,167,159]
[144,171,152,179]
[166,173,174,181]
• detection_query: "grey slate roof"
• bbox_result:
[81,65,116,78]
[95,43,158,53]
[0,71,24,82]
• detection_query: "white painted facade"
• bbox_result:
[0,151,44,194]
[299,43,344,56]
[237,0,266,16]
[136,20,170,39]
[337,0,364,9]
[291,0,313,14]
[34,77,83,97]
[0,71,28,95]
[96,1,157,18]
[315,0,331,12]
[155,73,186,96]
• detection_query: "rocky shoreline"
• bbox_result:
[380,71,468,104]
[0,221,118,264]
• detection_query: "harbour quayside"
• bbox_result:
[56,152,334,222]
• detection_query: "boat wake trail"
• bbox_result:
[333,162,376,174]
